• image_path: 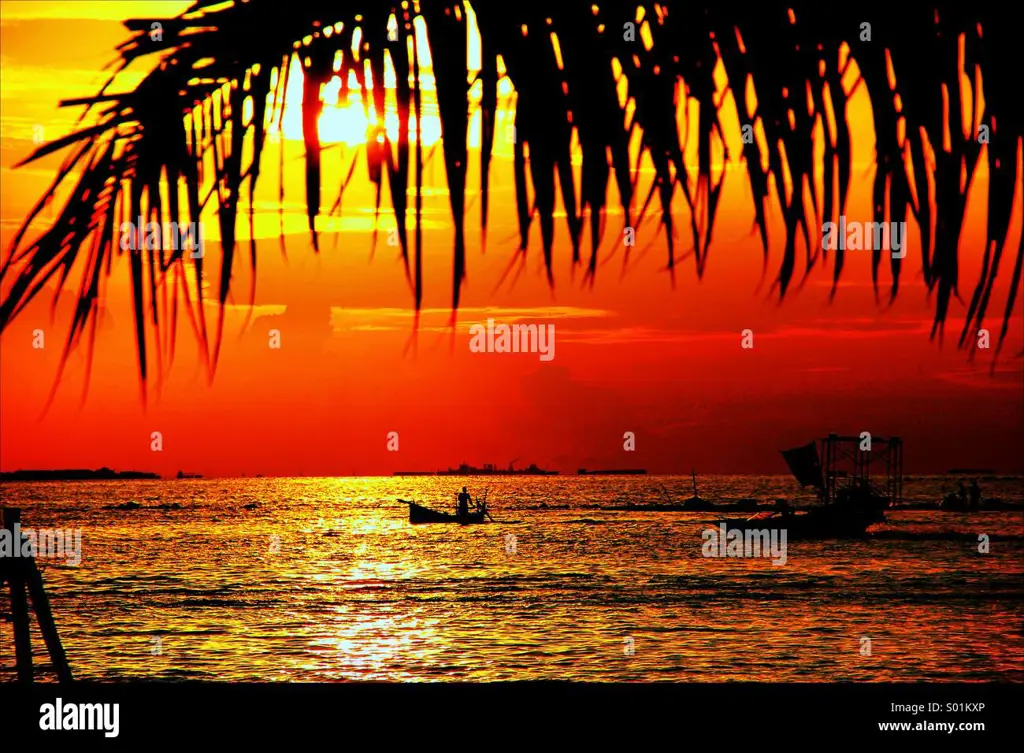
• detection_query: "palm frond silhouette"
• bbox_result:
[1,1,1021,391]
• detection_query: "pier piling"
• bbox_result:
[1,507,74,683]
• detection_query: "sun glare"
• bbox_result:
[271,8,498,149]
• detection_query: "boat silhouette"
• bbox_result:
[720,434,901,540]
[399,498,490,525]
[395,461,557,476]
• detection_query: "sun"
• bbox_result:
[271,17,447,148]
[269,55,441,147]
[268,7,513,150]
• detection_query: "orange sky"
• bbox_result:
[1,2,1022,477]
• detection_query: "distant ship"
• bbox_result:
[176,470,203,479]
[577,468,648,475]
[395,461,558,476]
[0,467,161,481]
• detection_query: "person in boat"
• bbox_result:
[957,481,968,505]
[457,487,472,517]
[969,479,982,508]
[774,498,793,517]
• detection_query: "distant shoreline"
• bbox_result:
[2,471,1020,482]
[0,468,160,481]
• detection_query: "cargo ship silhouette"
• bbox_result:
[394,461,558,476]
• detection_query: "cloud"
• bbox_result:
[557,326,730,345]
[932,362,1024,390]
[327,306,613,333]
[766,321,931,339]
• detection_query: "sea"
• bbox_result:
[2,475,1022,682]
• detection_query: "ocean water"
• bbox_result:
[1,475,1022,682]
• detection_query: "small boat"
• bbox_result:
[939,492,973,510]
[681,495,715,511]
[400,499,489,525]
[939,493,1017,511]
[720,503,883,540]
[621,498,764,512]
[107,501,143,510]
[681,470,714,509]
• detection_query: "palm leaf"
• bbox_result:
[1,1,1021,389]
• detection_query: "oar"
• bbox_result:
[481,487,496,522]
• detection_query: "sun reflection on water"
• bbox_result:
[1,475,1022,682]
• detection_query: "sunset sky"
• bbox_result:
[1,1,1021,477]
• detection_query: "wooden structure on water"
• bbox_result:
[780,433,903,507]
[721,434,904,540]
[820,433,904,507]
[0,507,73,682]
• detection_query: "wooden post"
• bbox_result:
[8,576,33,682]
[1,507,73,682]
[25,564,74,682]
[3,508,34,683]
